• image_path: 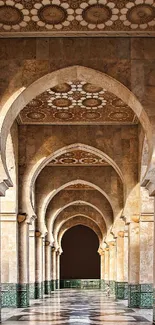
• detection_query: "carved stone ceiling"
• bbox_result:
[18,81,138,125]
[64,184,94,190]
[0,0,155,36]
[48,150,110,166]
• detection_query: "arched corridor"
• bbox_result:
[0,8,155,323]
[60,225,100,280]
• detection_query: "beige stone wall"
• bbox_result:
[1,215,18,283]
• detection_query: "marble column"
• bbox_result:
[153,200,155,323]
[56,250,60,289]
[128,216,140,307]
[51,247,56,291]
[29,226,35,299]
[45,241,51,294]
[1,213,18,307]
[116,231,128,299]
[124,228,128,284]
[99,248,105,289]
[18,214,30,307]
[35,231,43,298]
[104,246,109,284]
[139,214,153,308]
[109,241,116,295]
[43,238,45,294]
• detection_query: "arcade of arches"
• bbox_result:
[1,3,155,323]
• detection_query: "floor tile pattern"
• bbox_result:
[2,289,152,325]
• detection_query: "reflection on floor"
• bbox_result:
[2,289,153,324]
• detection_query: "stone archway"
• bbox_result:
[0,66,152,196]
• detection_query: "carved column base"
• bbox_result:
[129,284,153,308]
[139,284,153,308]
[128,284,140,307]
[35,282,43,299]
[51,280,56,291]
[116,282,128,300]
[17,284,29,307]
[45,280,51,294]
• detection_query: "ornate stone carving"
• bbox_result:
[82,4,112,24]
[18,80,136,125]
[49,150,109,166]
[38,5,67,25]
[0,0,155,34]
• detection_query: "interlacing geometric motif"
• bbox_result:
[18,81,137,124]
[0,0,155,33]
[49,150,110,165]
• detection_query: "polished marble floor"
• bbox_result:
[2,289,153,325]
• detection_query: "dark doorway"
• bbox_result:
[60,225,100,279]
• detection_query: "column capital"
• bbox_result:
[17,213,27,223]
[35,230,42,237]
[98,247,104,256]
[18,213,37,225]
[45,240,50,246]
[108,240,116,247]
[118,231,125,238]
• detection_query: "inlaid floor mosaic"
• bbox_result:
[2,289,152,325]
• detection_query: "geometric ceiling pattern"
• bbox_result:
[0,0,155,36]
[48,150,110,166]
[18,81,138,125]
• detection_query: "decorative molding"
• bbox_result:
[140,213,154,222]
[0,0,155,37]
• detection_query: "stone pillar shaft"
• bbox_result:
[51,248,56,291]
[139,216,153,308]
[18,216,29,307]
[104,249,109,282]
[128,220,140,307]
[45,242,51,294]
[29,228,35,299]
[100,252,105,289]
[109,242,116,295]
[35,233,43,298]
[56,252,60,289]
[116,235,124,282]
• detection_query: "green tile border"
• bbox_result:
[17,284,29,308]
[1,283,30,308]
[60,279,101,289]
[129,284,153,308]
[1,283,17,307]
[139,284,153,308]
[153,288,155,322]
[115,282,128,300]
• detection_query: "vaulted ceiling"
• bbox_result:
[18,81,138,125]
